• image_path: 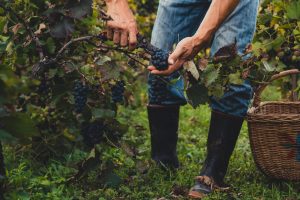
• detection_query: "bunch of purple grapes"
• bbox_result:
[137,35,169,71]
[73,80,88,113]
[81,121,105,147]
[111,80,125,103]
[150,49,169,71]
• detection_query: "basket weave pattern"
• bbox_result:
[247,69,300,180]
[248,102,300,180]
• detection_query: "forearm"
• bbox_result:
[105,0,131,10]
[194,0,239,43]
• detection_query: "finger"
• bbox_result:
[151,60,185,75]
[147,66,156,71]
[107,21,124,29]
[128,29,137,50]
[168,47,185,65]
[107,21,119,40]
[150,69,172,75]
[107,28,113,40]
[113,30,121,45]
[120,31,128,47]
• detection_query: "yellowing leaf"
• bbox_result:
[228,72,243,85]
[183,60,199,80]
[5,41,13,55]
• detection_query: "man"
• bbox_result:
[105,0,259,198]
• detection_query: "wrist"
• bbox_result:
[193,28,215,46]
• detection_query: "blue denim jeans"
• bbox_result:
[149,0,259,117]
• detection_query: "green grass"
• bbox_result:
[3,85,300,200]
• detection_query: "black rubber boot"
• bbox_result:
[189,110,244,198]
[147,105,180,169]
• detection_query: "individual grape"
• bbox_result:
[73,80,88,113]
[111,80,125,103]
[81,121,105,147]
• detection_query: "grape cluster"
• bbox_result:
[73,80,88,113]
[276,46,300,68]
[81,121,105,147]
[150,49,169,71]
[148,72,184,104]
[111,80,125,103]
[137,35,169,71]
[148,75,169,104]
[37,78,50,94]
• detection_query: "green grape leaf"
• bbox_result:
[46,37,56,54]
[67,0,93,20]
[186,82,209,108]
[228,72,243,85]
[105,172,122,188]
[0,107,8,118]
[98,64,120,81]
[0,113,39,140]
[50,17,75,39]
[48,68,58,79]
[226,56,242,68]
[72,148,101,180]
[0,129,16,142]
[68,0,93,19]
[92,108,116,119]
[208,84,225,99]
[96,56,111,65]
[201,64,219,87]
[286,1,300,20]
[252,42,264,56]
[5,41,13,55]
[272,36,285,50]
[262,61,276,72]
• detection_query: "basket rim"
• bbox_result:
[247,113,300,118]
[247,117,300,123]
[248,101,300,115]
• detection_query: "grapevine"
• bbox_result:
[0,1,299,195]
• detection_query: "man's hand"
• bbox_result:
[148,36,206,75]
[105,0,138,50]
[148,0,239,76]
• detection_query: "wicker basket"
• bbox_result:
[247,69,300,180]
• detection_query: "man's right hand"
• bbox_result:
[105,0,138,50]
